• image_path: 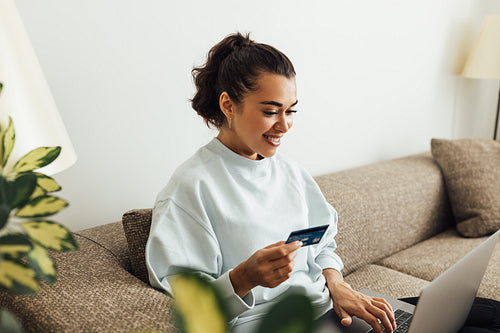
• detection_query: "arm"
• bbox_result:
[322,269,396,333]
[229,241,303,298]
[146,199,254,321]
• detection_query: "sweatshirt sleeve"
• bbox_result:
[313,205,344,273]
[145,198,254,321]
[299,167,344,273]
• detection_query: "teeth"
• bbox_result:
[264,135,280,142]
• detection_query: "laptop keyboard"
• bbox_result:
[367,309,413,333]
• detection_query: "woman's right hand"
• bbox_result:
[229,241,303,298]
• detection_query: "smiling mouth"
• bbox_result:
[263,134,282,146]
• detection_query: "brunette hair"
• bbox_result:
[191,32,296,128]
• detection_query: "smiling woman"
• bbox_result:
[145,32,396,333]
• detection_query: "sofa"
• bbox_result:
[1,141,499,332]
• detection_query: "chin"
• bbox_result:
[258,149,278,159]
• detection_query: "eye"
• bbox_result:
[286,110,298,114]
[263,111,279,116]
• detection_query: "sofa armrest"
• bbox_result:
[0,234,179,333]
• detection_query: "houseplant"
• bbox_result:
[0,82,78,330]
[171,270,316,333]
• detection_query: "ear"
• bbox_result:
[219,92,236,120]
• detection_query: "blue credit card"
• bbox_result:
[285,224,329,246]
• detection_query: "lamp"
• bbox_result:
[0,0,76,175]
[461,14,500,140]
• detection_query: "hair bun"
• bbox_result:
[191,32,295,129]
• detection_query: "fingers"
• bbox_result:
[331,289,395,333]
[266,241,302,260]
[247,241,302,289]
[338,308,352,327]
[363,299,396,333]
[373,298,396,330]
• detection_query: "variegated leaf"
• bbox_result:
[1,117,15,168]
[0,259,39,295]
[29,186,46,201]
[0,234,33,258]
[12,146,61,173]
[34,173,61,193]
[21,221,78,251]
[171,272,229,333]
[27,243,56,285]
[15,195,68,218]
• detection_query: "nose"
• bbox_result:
[274,113,291,133]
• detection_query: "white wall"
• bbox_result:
[13,0,500,231]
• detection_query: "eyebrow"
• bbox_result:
[259,100,298,108]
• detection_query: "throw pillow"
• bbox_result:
[122,208,153,284]
[431,138,500,237]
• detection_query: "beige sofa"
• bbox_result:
[1,152,499,333]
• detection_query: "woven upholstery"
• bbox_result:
[315,153,454,275]
[0,233,178,333]
[122,208,153,284]
[431,138,500,237]
[344,265,430,299]
[378,228,500,300]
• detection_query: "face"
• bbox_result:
[217,73,298,160]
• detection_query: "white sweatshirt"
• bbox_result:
[145,138,343,331]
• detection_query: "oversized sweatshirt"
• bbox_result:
[145,138,344,331]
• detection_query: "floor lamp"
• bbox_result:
[462,14,500,141]
[0,0,76,174]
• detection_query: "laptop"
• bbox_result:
[316,229,500,333]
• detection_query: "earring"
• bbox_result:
[227,117,232,130]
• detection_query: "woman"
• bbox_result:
[146,33,499,333]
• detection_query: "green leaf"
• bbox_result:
[171,272,229,333]
[0,308,26,333]
[21,221,78,251]
[0,234,33,258]
[12,146,61,173]
[15,195,68,218]
[9,174,37,209]
[1,117,15,168]
[34,173,61,193]
[256,293,315,333]
[0,258,39,295]
[0,204,9,231]
[27,243,56,285]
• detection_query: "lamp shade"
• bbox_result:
[0,0,76,175]
[462,14,500,79]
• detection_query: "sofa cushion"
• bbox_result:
[315,153,453,275]
[377,228,500,301]
[431,138,500,237]
[344,264,429,299]
[122,209,153,284]
[75,221,131,271]
[0,233,178,333]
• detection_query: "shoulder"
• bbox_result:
[273,153,313,180]
[156,143,219,203]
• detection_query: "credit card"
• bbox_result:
[285,224,329,246]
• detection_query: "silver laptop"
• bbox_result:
[317,229,500,333]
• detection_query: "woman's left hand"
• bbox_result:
[322,269,397,333]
